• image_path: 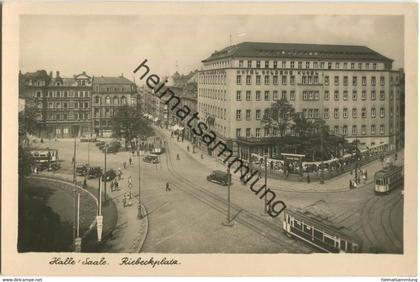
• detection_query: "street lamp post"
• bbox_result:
[137,143,143,219]
[72,134,81,252]
[103,145,108,202]
[222,166,234,226]
[264,155,268,214]
[320,122,324,184]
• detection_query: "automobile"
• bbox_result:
[104,145,119,154]
[87,167,103,179]
[206,170,232,186]
[143,155,159,164]
[101,169,117,182]
[76,164,88,176]
[96,141,106,147]
[80,137,97,142]
[151,147,165,155]
[48,163,61,171]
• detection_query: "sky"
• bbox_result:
[20,15,404,83]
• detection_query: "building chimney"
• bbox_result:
[56,71,60,77]
[49,71,53,78]
[83,71,86,75]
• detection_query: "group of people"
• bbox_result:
[349,169,368,189]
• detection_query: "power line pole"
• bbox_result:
[104,145,107,202]
[222,166,233,227]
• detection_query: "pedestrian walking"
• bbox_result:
[123,161,127,169]
[349,179,353,189]
[176,153,180,160]
[111,180,115,192]
[307,174,311,183]
[201,153,203,159]
[115,180,119,191]
[118,168,122,180]
[123,193,127,207]
[166,182,171,192]
[129,157,132,166]
[363,173,367,184]
[187,145,190,152]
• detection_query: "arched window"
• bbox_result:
[121,96,127,105]
[113,96,119,105]
[105,96,111,105]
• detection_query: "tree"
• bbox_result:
[262,99,295,137]
[18,106,44,140]
[111,105,153,149]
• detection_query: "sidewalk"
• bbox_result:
[155,126,404,193]
[37,171,148,253]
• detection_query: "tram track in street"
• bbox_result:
[162,135,314,253]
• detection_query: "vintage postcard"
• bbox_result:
[1,1,418,277]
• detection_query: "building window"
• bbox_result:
[380,124,384,134]
[362,90,367,100]
[380,76,385,86]
[334,91,339,101]
[239,60,243,68]
[247,60,252,68]
[371,107,376,118]
[246,75,251,85]
[246,109,251,121]
[343,125,348,136]
[246,128,251,137]
[236,75,242,85]
[256,61,261,68]
[352,76,357,86]
[282,61,286,68]
[343,76,348,86]
[320,62,325,69]
[324,90,330,100]
[334,108,339,119]
[380,91,385,100]
[85,102,89,108]
[352,108,357,118]
[255,128,261,137]
[373,63,377,70]
[255,109,261,120]
[343,91,348,101]
[290,90,295,101]
[282,91,287,100]
[334,76,339,86]
[290,61,295,68]
[273,76,278,85]
[380,107,385,118]
[265,61,269,68]
[246,91,251,101]
[273,61,278,69]
[314,62,318,68]
[282,76,287,85]
[352,91,357,101]
[371,90,376,100]
[264,91,270,101]
[361,125,366,135]
[298,62,302,69]
[328,62,332,69]
[343,108,348,118]
[362,76,367,86]
[324,76,329,86]
[361,108,367,118]
[351,63,355,69]
[290,76,295,85]
[264,127,269,137]
[352,125,357,135]
[256,91,261,101]
[371,125,376,134]
[236,91,242,101]
[371,77,376,86]
[306,62,310,69]
[324,108,329,119]
[366,62,370,69]
[334,126,339,135]
[236,110,241,120]
[264,75,269,85]
[236,128,241,137]
[256,75,261,85]
[273,90,278,100]
[63,102,67,109]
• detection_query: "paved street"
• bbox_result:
[33,132,403,253]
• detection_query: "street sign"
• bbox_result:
[96,215,103,242]
[75,237,82,252]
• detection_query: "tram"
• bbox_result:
[374,165,404,194]
[283,208,361,253]
[30,149,59,169]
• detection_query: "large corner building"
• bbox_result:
[198,42,404,160]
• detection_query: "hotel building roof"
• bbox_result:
[202,41,393,63]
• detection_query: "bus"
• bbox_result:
[283,208,361,253]
[30,149,59,169]
[374,165,404,194]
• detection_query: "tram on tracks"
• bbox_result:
[374,165,404,194]
[283,208,361,253]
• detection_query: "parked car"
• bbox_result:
[102,169,117,182]
[96,141,105,147]
[87,167,103,179]
[48,163,61,171]
[80,137,97,142]
[76,164,88,176]
[143,155,159,164]
[206,170,232,186]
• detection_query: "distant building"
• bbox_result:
[91,75,137,137]
[198,41,404,160]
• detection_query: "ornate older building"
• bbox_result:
[91,75,137,137]
[198,42,404,160]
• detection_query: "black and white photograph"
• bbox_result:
[2,1,418,277]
